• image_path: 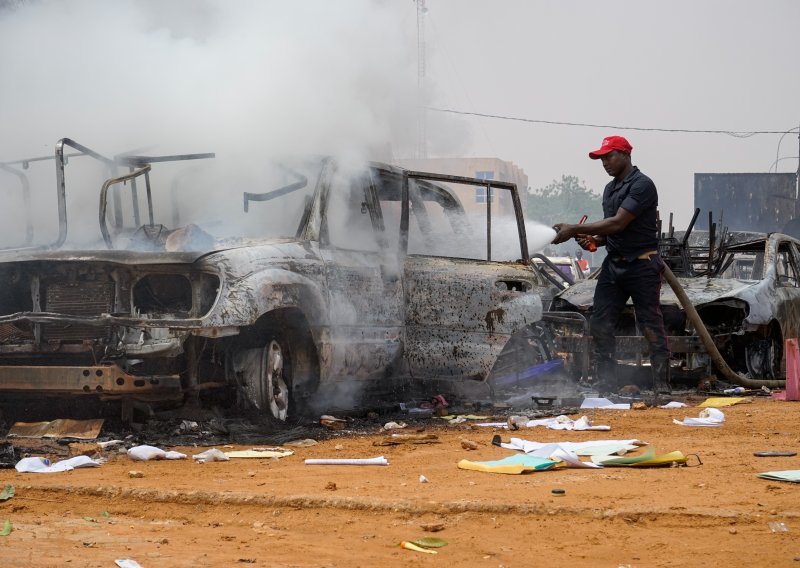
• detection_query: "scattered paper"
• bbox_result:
[697,397,750,408]
[304,456,389,466]
[127,445,187,461]
[501,438,647,456]
[594,449,688,467]
[580,397,631,410]
[457,454,558,474]
[193,448,229,463]
[527,443,602,469]
[757,470,800,483]
[476,415,609,431]
[660,401,687,409]
[674,408,725,427]
[224,448,294,459]
[437,415,490,421]
[15,455,101,473]
[115,560,143,568]
[0,485,14,501]
[284,439,318,447]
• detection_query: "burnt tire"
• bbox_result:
[232,313,318,422]
[744,324,784,380]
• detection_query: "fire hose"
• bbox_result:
[661,263,785,389]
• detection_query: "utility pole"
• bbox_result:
[416,0,427,159]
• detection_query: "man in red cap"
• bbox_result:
[552,136,670,399]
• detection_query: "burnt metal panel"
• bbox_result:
[0,364,181,397]
[694,173,797,233]
[43,281,114,341]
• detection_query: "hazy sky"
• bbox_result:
[423,0,800,227]
[0,0,797,232]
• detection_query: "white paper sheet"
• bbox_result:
[674,408,725,427]
[475,415,610,431]
[304,456,389,466]
[15,455,101,473]
[502,437,647,456]
[127,445,188,461]
[659,401,687,408]
[528,443,603,468]
[580,397,631,410]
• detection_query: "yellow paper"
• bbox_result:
[401,541,437,554]
[698,397,750,408]
[457,459,528,474]
[632,450,687,467]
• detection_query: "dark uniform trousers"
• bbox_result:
[591,253,670,383]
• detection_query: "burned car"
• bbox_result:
[551,217,800,384]
[0,138,549,420]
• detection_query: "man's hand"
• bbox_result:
[575,234,601,251]
[551,223,577,244]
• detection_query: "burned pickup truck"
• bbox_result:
[551,215,800,385]
[0,138,550,420]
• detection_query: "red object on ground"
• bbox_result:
[785,338,799,401]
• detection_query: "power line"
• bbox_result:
[427,107,796,138]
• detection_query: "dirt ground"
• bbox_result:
[0,395,799,568]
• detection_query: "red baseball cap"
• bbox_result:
[589,136,633,159]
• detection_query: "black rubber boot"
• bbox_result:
[651,359,672,404]
[593,360,619,396]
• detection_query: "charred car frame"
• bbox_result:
[551,210,800,384]
[0,138,552,419]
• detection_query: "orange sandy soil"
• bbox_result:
[0,396,799,568]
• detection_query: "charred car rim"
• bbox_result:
[266,339,289,421]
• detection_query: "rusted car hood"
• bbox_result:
[554,276,759,310]
[0,249,208,265]
[0,238,298,265]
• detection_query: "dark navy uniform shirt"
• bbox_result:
[602,166,659,260]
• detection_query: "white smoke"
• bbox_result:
[0,0,459,247]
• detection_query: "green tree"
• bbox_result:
[526,175,604,256]
[526,175,602,227]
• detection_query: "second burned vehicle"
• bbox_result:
[0,138,552,420]
[551,215,800,386]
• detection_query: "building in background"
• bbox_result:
[395,157,528,217]
[694,172,798,237]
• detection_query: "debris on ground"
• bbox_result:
[320,415,347,430]
[15,455,101,473]
[7,419,104,440]
[127,445,187,461]
[758,470,800,483]
[698,397,751,408]
[400,540,438,554]
[305,456,389,466]
[224,448,294,459]
[373,434,439,446]
[0,484,14,501]
[674,408,725,427]
[192,448,230,463]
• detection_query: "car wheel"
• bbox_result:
[264,338,290,421]
[231,316,318,422]
[745,326,783,380]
